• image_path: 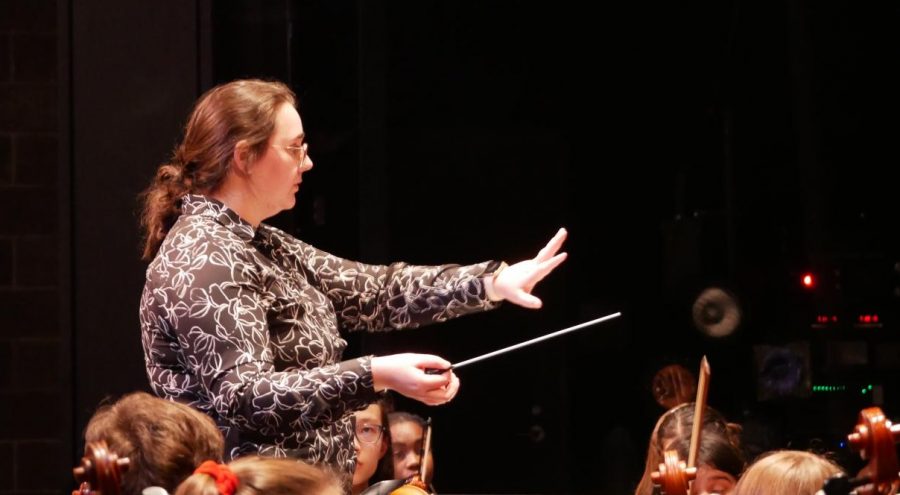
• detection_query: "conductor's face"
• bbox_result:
[249,102,313,219]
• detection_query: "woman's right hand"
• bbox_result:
[371,354,459,406]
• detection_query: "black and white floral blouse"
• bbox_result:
[139,194,500,477]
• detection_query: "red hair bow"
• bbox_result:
[194,460,239,495]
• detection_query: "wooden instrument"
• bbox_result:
[390,418,434,495]
[822,407,900,495]
[651,356,711,495]
[72,440,130,495]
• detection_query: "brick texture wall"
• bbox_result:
[0,0,67,492]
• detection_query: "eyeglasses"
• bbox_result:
[272,142,309,163]
[355,422,386,445]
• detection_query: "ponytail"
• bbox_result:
[138,79,297,261]
[139,151,191,261]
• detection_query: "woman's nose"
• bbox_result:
[301,154,313,172]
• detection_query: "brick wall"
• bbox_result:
[0,0,67,492]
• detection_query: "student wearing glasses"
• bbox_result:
[352,399,394,495]
[138,79,568,485]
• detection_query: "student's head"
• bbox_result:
[666,429,745,495]
[731,450,843,495]
[174,456,342,495]
[352,400,394,494]
[141,79,309,259]
[83,391,224,495]
[635,402,743,495]
[387,411,435,484]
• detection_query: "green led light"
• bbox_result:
[813,384,854,392]
[869,384,873,390]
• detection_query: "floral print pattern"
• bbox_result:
[140,194,500,477]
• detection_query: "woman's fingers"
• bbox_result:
[418,372,460,405]
[535,252,568,280]
[535,228,567,262]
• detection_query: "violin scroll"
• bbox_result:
[72,440,130,495]
[651,450,697,495]
[845,407,900,495]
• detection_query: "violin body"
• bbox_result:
[390,484,429,495]
[390,475,430,495]
[390,487,429,495]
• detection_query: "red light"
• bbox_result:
[864,315,872,323]
[802,274,815,288]
[873,314,879,323]
[832,315,838,322]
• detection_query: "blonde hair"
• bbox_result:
[140,79,296,260]
[732,450,843,495]
[83,392,224,495]
[175,456,342,495]
[634,402,743,495]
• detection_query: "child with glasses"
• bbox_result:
[352,399,395,495]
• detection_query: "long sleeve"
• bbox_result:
[259,225,503,332]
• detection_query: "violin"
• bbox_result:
[651,356,711,495]
[390,418,434,495]
[72,440,130,495]
[821,407,900,495]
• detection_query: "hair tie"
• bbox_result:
[194,460,239,495]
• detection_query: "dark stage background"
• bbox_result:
[1,0,898,493]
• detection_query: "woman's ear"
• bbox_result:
[232,140,253,175]
[379,437,388,458]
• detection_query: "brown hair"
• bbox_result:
[634,402,743,495]
[371,397,397,485]
[666,428,745,480]
[83,391,225,495]
[175,456,342,495]
[732,450,843,495]
[140,79,296,260]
